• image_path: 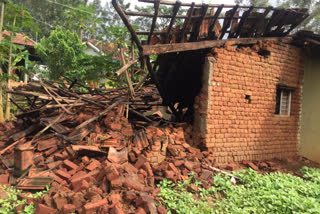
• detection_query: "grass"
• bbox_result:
[157,167,320,214]
[0,185,49,214]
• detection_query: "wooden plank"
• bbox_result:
[120,48,135,99]
[163,1,181,43]
[219,5,239,39]
[189,4,209,42]
[116,58,139,76]
[179,2,195,43]
[142,37,292,55]
[230,6,253,38]
[208,5,223,39]
[148,0,160,44]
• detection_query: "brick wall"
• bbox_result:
[194,41,304,163]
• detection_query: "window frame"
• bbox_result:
[275,86,293,117]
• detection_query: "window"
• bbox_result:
[275,86,292,116]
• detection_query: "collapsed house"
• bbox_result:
[0,0,319,213]
[112,0,320,163]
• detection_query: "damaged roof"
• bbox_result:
[112,0,309,55]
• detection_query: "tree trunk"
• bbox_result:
[0,2,5,122]
[5,15,16,120]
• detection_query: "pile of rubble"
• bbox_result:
[0,80,218,214]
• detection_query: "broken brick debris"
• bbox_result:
[0,80,301,213]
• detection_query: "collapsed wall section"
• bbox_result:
[194,41,304,163]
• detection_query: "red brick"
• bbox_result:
[109,193,121,204]
[168,163,179,174]
[184,161,195,170]
[105,164,120,181]
[0,174,9,185]
[62,204,76,214]
[187,184,199,192]
[34,204,56,214]
[86,159,101,171]
[72,179,89,192]
[53,196,68,210]
[110,203,124,214]
[157,205,168,214]
[124,191,136,202]
[143,162,154,177]
[226,162,237,171]
[134,156,146,169]
[110,123,122,131]
[110,177,124,188]
[44,145,58,157]
[135,207,147,214]
[123,177,145,191]
[55,170,71,179]
[84,198,108,212]
[63,160,78,170]
[259,162,268,169]
[247,162,259,171]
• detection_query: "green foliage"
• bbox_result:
[0,185,49,214]
[35,26,85,80]
[157,175,215,214]
[158,167,320,214]
[35,26,123,86]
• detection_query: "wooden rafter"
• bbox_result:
[230,6,253,38]
[219,5,239,39]
[208,5,223,39]
[179,2,195,43]
[163,1,181,43]
[189,4,209,42]
[148,0,160,44]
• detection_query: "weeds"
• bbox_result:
[0,185,49,214]
[158,167,320,214]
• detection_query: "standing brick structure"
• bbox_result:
[193,41,304,163]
